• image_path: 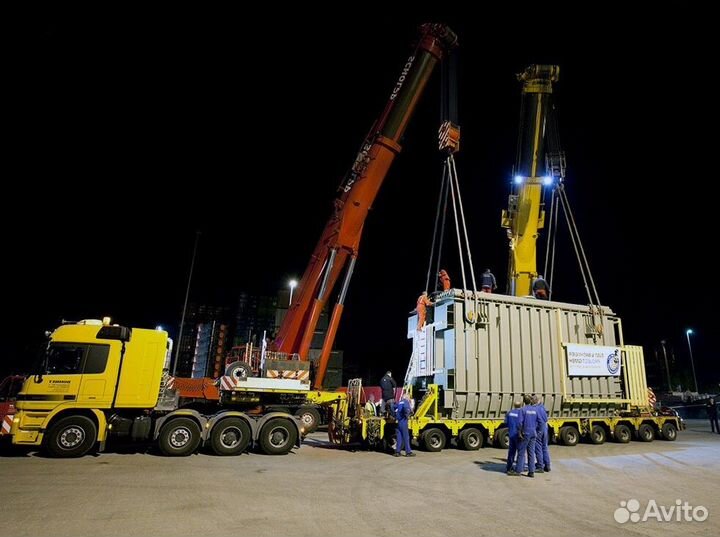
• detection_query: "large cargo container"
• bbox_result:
[407,289,634,418]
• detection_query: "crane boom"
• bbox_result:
[501,64,559,296]
[272,24,457,389]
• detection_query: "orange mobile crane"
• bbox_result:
[174,23,457,431]
[272,24,457,389]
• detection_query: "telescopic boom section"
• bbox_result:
[502,64,559,296]
[273,24,457,389]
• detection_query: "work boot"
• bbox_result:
[393,452,401,457]
[507,470,520,476]
[535,467,544,474]
[405,452,416,457]
[544,466,551,472]
[527,472,535,478]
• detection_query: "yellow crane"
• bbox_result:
[501,64,560,296]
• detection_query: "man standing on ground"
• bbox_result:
[394,393,416,457]
[707,398,719,434]
[533,395,551,472]
[515,395,538,478]
[505,401,524,475]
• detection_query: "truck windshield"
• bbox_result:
[45,344,85,374]
[43,343,110,375]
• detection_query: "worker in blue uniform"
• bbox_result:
[533,395,551,473]
[515,395,538,477]
[394,393,416,457]
[504,400,524,475]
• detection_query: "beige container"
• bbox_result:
[408,290,642,419]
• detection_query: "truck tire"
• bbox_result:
[614,423,632,443]
[637,423,654,442]
[259,418,297,455]
[560,426,579,446]
[209,418,251,456]
[225,361,252,381]
[458,428,484,450]
[295,406,321,434]
[589,424,606,445]
[158,417,201,456]
[421,428,446,452]
[45,415,97,458]
[494,428,510,449]
[660,422,678,441]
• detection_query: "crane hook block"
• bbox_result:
[439,120,461,154]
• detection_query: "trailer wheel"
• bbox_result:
[259,418,297,455]
[637,423,654,442]
[494,428,510,449]
[295,406,321,434]
[45,415,97,458]
[421,428,446,452]
[458,428,484,450]
[225,361,252,381]
[158,417,201,456]
[660,422,678,441]
[614,423,632,443]
[589,425,606,445]
[559,426,579,446]
[210,418,251,456]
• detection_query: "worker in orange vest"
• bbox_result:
[416,291,434,331]
[438,269,451,291]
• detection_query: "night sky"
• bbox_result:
[6,9,715,392]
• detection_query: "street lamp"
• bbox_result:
[686,329,699,393]
[288,279,298,307]
[660,339,672,392]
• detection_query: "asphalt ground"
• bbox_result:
[1,419,718,537]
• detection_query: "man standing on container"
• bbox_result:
[515,395,538,477]
[533,395,551,473]
[480,269,497,293]
[504,400,524,475]
[438,269,451,291]
[532,275,549,300]
[394,393,416,457]
[380,371,397,415]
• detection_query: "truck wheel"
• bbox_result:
[210,418,251,456]
[458,428,484,450]
[225,361,252,381]
[660,422,678,441]
[158,417,201,456]
[614,423,632,443]
[560,426,579,446]
[589,425,606,445]
[637,423,654,442]
[295,406,321,434]
[45,415,97,458]
[421,428,446,452]
[259,418,297,455]
[494,428,510,449]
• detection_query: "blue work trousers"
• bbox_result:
[506,435,520,472]
[396,420,412,454]
[516,435,536,474]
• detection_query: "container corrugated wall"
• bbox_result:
[408,291,630,419]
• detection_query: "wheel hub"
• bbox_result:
[171,428,191,448]
[59,427,84,448]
